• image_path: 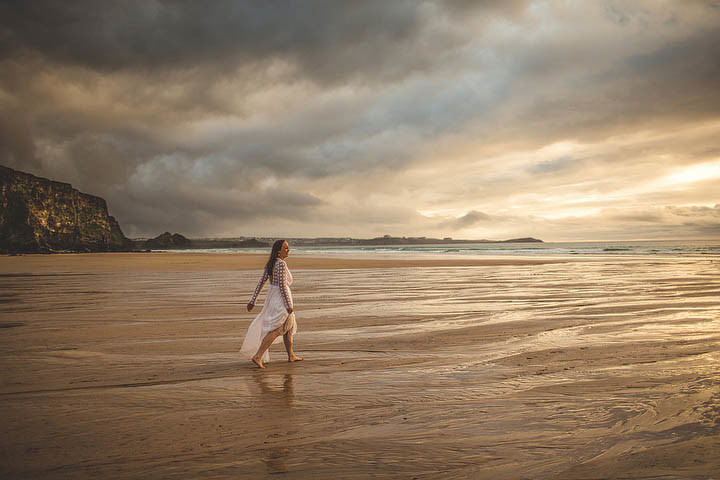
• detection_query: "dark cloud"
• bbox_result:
[0,1,718,239]
[666,205,720,219]
[607,211,666,223]
[529,156,579,174]
[0,0,527,85]
[439,210,495,230]
[115,186,324,237]
[0,105,39,170]
[487,24,720,148]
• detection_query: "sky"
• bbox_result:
[1,0,719,241]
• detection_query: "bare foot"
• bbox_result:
[251,356,265,369]
[288,355,303,363]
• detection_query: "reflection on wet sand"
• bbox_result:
[0,255,719,478]
[252,374,295,402]
[263,446,291,475]
[252,375,295,474]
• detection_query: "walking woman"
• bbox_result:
[241,240,303,368]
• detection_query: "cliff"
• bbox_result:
[0,165,133,253]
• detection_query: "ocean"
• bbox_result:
[168,239,720,257]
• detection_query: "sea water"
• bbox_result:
[166,239,720,257]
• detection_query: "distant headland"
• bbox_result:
[134,235,543,250]
[290,235,544,246]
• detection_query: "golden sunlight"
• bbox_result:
[660,160,720,187]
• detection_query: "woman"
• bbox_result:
[240,239,303,368]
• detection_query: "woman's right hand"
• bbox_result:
[247,302,254,312]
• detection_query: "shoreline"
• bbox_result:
[0,250,673,274]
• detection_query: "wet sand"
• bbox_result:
[1,252,719,479]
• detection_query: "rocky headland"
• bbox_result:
[0,165,133,253]
[142,232,192,250]
[133,236,269,250]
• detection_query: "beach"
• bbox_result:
[1,252,719,479]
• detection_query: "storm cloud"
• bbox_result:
[1,0,718,239]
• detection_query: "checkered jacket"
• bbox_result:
[249,258,293,311]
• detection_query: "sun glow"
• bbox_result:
[660,160,720,187]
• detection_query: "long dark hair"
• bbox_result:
[265,239,286,280]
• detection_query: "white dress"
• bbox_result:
[240,259,296,363]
